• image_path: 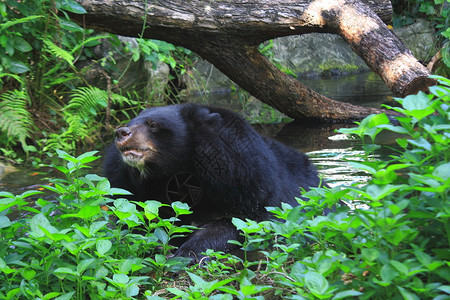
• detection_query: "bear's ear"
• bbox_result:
[203,112,221,126]
[182,104,222,126]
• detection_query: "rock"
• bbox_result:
[393,19,436,63]
[0,162,17,180]
[271,33,368,77]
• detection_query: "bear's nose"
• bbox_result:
[115,127,132,142]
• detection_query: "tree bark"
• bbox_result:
[70,0,434,122]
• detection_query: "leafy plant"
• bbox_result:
[0,0,200,161]
[65,86,137,121]
[0,150,194,299]
[0,90,35,151]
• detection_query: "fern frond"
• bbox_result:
[43,113,90,153]
[70,35,111,55]
[66,87,132,121]
[42,38,74,67]
[0,90,34,147]
[0,15,43,31]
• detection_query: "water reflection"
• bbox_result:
[309,148,370,187]
[255,122,372,188]
[301,72,393,107]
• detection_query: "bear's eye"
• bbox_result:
[147,120,159,131]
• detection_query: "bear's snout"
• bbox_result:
[115,127,132,144]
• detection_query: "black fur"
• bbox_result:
[104,103,322,260]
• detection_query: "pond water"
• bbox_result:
[0,72,395,195]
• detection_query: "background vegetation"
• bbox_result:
[0,0,193,164]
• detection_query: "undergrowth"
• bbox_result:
[1,78,449,299]
[0,0,196,162]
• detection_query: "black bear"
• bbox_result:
[104,103,322,259]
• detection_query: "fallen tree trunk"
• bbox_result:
[70,0,434,122]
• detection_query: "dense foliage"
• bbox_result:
[392,0,450,75]
[1,77,449,299]
[0,0,194,163]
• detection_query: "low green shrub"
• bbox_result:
[1,76,449,299]
[0,150,192,299]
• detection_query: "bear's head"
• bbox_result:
[114,105,192,177]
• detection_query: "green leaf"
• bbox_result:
[402,92,430,110]
[363,184,405,201]
[239,277,272,295]
[232,218,248,230]
[89,221,108,235]
[377,124,410,134]
[408,138,432,151]
[77,151,99,161]
[56,149,77,162]
[96,178,111,191]
[29,213,58,238]
[332,290,363,300]
[113,273,129,284]
[154,227,169,244]
[0,215,11,229]
[171,201,192,215]
[109,188,132,195]
[58,0,87,14]
[316,258,333,275]
[54,292,76,300]
[7,59,30,74]
[59,19,84,32]
[20,269,36,281]
[401,92,435,120]
[77,206,101,219]
[380,264,398,283]
[390,260,408,275]
[433,163,450,181]
[21,190,43,199]
[361,248,380,262]
[388,199,409,215]
[0,15,43,31]
[77,258,96,275]
[305,272,329,295]
[398,287,420,300]
[96,239,112,256]
[348,162,376,174]
[442,42,450,68]
[54,267,77,276]
[155,254,166,264]
[126,284,139,297]
[144,200,162,221]
[437,285,450,294]
[12,36,32,52]
[187,272,208,289]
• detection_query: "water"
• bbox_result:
[0,72,394,193]
[301,72,393,107]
